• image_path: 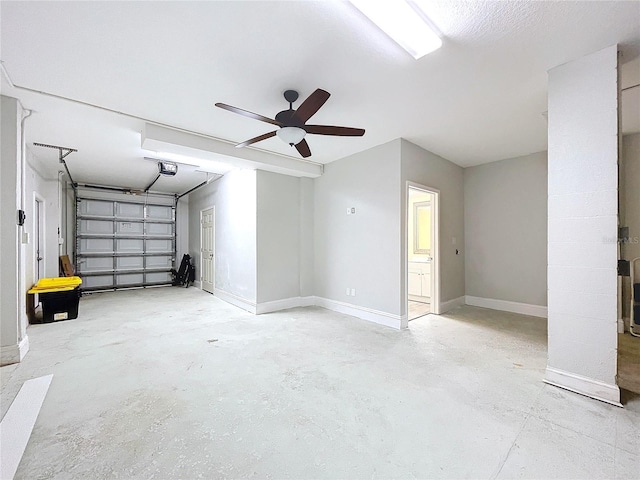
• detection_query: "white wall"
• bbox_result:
[464,151,548,308]
[546,45,620,404]
[401,139,465,312]
[620,133,640,324]
[256,170,301,304]
[299,177,314,298]
[188,169,257,305]
[176,196,189,260]
[314,139,402,319]
[1,95,29,365]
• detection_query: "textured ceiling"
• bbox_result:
[1,0,639,191]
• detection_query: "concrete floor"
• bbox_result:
[1,287,639,479]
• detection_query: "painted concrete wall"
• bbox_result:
[314,139,402,317]
[620,133,640,324]
[464,151,548,307]
[400,139,465,311]
[188,169,257,303]
[546,45,619,403]
[256,170,300,303]
[0,95,28,365]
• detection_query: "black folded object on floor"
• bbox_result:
[171,254,195,288]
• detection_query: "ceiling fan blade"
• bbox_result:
[304,125,365,136]
[235,131,277,148]
[215,103,282,126]
[292,89,330,123]
[295,139,312,158]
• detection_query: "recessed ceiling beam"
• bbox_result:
[142,124,323,179]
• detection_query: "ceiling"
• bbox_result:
[1,1,639,193]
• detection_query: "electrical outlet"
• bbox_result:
[346,287,351,295]
[351,288,356,296]
[350,207,356,214]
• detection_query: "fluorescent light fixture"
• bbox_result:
[349,0,442,59]
[276,127,306,146]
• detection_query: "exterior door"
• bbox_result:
[201,207,214,294]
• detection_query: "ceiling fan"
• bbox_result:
[215,89,365,158]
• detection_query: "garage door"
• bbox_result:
[76,197,176,291]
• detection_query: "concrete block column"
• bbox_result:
[546,45,620,404]
[1,95,29,366]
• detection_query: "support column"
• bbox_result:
[1,95,29,365]
[546,45,620,404]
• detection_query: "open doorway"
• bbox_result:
[407,184,440,322]
[617,60,640,396]
[200,206,215,294]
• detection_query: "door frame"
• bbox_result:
[405,182,440,327]
[200,205,215,293]
[33,192,45,281]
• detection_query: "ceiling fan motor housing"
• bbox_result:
[275,109,303,127]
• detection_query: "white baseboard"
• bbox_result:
[440,296,465,314]
[465,295,547,318]
[256,296,315,314]
[314,297,402,329]
[214,288,256,314]
[544,367,621,406]
[0,336,29,367]
[193,280,202,289]
[213,291,409,330]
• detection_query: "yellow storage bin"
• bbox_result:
[28,277,82,323]
[28,276,82,294]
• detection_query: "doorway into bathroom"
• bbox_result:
[407,184,439,322]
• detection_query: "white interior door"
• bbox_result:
[201,207,214,294]
[35,197,44,281]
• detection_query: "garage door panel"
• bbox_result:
[116,238,144,253]
[116,256,144,270]
[78,257,113,273]
[116,202,144,218]
[79,238,114,254]
[79,219,114,235]
[116,273,144,285]
[116,221,144,236]
[83,275,114,289]
[147,255,173,269]
[146,239,173,253]
[147,205,172,220]
[147,222,173,236]
[79,199,113,217]
[146,271,172,283]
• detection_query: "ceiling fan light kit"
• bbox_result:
[276,126,306,146]
[215,88,365,158]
